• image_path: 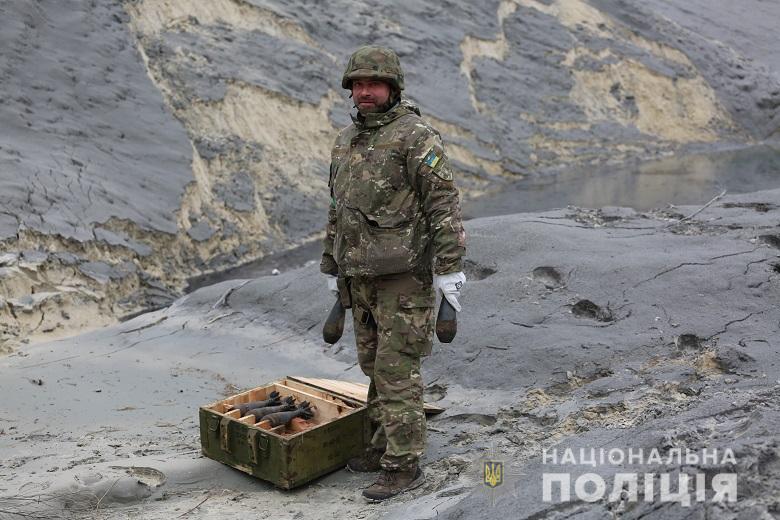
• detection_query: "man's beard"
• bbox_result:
[355,97,394,114]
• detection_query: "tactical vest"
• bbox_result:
[329,102,430,277]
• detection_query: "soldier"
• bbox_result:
[321,45,467,501]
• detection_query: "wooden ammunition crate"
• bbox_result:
[199,376,370,489]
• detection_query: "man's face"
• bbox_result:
[351,79,391,113]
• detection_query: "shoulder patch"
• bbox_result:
[423,146,452,181]
[423,150,441,169]
[435,167,453,181]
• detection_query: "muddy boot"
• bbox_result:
[362,466,425,501]
[346,448,384,473]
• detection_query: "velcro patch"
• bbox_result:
[424,150,441,169]
[423,146,453,181]
[435,166,453,181]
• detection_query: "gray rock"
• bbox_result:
[78,261,133,284]
[0,253,19,267]
[51,252,81,266]
[213,171,256,212]
[187,220,217,242]
[94,228,153,257]
[20,250,48,266]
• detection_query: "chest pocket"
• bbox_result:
[333,133,418,228]
[366,141,407,191]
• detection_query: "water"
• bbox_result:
[463,144,780,218]
[188,144,780,291]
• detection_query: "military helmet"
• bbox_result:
[341,45,405,91]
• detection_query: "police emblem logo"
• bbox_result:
[484,461,503,488]
[474,445,523,505]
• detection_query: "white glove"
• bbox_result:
[434,271,466,312]
[326,274,339,296]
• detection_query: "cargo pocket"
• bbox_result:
[408,412,426,453]
[394,412,426,459]
[384,149,408,191]
[344,206,426,276]
[397,293,435,357]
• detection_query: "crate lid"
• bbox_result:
[288,376,445,415]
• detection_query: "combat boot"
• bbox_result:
[346,448,383,473]
[362,466,425,501]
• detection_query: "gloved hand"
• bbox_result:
[434,271,466,312]
[325,274,339,296]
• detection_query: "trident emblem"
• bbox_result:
[484,461,504,488]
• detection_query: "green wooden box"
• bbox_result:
[199,376,370,489]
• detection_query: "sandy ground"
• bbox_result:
[2,188,779,519]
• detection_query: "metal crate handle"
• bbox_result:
[220,417,232,453]
[248,428,269,463]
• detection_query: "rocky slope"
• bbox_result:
[1,1,778,351]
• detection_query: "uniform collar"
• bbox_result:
[351,99,421,129]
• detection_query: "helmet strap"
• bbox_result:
[389,87,401,105]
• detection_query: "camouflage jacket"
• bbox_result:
[320,99,466,278]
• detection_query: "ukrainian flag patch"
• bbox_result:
[424,150,441,169]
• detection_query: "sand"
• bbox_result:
[2,189,778,518]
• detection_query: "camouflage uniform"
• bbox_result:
[321,46,466,472]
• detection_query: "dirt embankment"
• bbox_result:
[2,0,778,352]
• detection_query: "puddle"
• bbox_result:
[186,240,322,292]
[463,144,780,218]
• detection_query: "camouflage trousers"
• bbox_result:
[348,270,435,471]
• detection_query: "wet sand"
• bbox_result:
[2,189,778,518]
